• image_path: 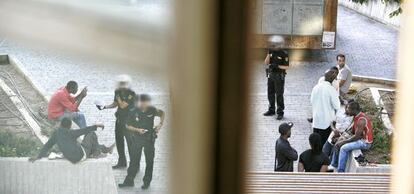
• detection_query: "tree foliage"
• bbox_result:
[350,0,403,17]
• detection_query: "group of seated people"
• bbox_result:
[275,101,373,173]
[275,54,373,172]
[28,76,165,190]
[29,81,113,163]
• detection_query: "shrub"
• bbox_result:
[350,0,403,17]
[0,130,42,157]
[354,89,392,164]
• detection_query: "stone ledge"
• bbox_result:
[8,54,49,101]
[0,157,118,194]
[353,74,397,86]
[0,54,9,64]
[346,149,391,173]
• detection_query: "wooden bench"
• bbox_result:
[245,172,391,193]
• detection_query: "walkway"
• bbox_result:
[247,5,398,171]
[0,3,399,193]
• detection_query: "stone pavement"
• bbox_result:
[247,6,398,171]
[0,3,398,193]
[0,42,171,194]
[0,0,172,193]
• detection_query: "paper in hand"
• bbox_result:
[94,100,105,110]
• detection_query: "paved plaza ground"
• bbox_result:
[0,3,398,194]
[248,6,398,171]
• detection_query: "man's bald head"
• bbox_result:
[324,69,338,83]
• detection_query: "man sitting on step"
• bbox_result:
[48,81,88,128]
[329,101,373,172]
[29,117,114,164]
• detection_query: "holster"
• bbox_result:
[150,131,158,143]
[266,68,270,78]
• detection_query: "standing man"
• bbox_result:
[337,54,352,102]
[307,66,340,123]
[318,66,340,93]
[119,94,165,189]
[274,122,298,172]
[263,43,289,120]
[311,69,341,146]
[48,81,88,128]
[100,75,136,169]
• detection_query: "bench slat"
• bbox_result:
[245,172,391,194]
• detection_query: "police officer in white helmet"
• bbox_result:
[263,37,290,120]
[98,74,136,169]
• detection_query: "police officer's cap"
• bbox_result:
[279,122,294,134]
[268,36,284,48]
[117,74,132,83]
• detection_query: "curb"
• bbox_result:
[7,55,50,101]
[352,74,397,86]
[0,54,8,65]
[0,76,48,144]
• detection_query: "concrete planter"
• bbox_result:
[0,157,118,194]
[345,75,394,173]
[353,74,397,87]
[346,150,391,173]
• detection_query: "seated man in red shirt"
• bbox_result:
[329,101,373,172]
[48,81,88,128]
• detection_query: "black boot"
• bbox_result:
[118,180,134,188]
[263,110,275,116]
[141,183,150,190]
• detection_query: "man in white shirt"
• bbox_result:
[318,66,340,93]
[311,69,341,146]
[337,54,352,101]
[307,67,339,124]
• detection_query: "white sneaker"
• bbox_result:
[48,152,63,160]
[328,165,337,171]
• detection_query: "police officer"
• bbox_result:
[100,74,136,169]
[263,42,289,120]
[118,94,165,190]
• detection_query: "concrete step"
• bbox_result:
[0,157,117,194]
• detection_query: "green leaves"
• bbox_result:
[0,130,42,157]
[353,89,392,164]
[349,0,403,18]
[350,0,369,4]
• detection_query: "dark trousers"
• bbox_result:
[323,141,334,162]
[81,132,105,157]
[267,73,285,115]
[313,127,332,147]
[124,134,155,185]
[115,118,131,165]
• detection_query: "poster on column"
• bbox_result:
[322,31,336,48]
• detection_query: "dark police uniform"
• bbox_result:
[123,106,163,186]
[266,49,289,116]
[114,88,136,166]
